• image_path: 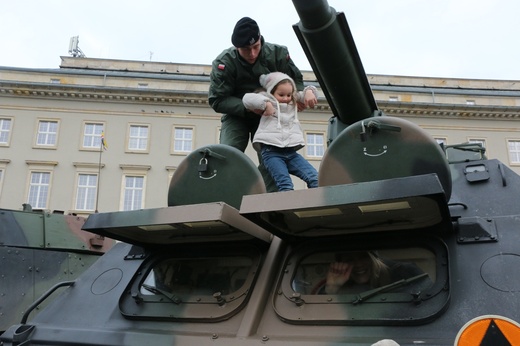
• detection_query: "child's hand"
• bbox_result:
[263,101,276,116]
[303,89,318,108]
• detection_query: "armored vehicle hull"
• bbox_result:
[2,158,520,345]
[2,0,520,345]
[0,208,114,332]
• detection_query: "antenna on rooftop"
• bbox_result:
[68,36,86,58]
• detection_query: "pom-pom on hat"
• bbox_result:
[259,72,296,95]
[232,17,261,48]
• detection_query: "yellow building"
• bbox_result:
[1,56,519,216]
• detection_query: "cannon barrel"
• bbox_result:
[292,0,378,128]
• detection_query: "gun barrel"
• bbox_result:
[292,0,378,125]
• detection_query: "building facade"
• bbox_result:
[1,56,519,216]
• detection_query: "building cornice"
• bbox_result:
[2,68,519,120]
[0,81,210,106]
[379,101,520,119]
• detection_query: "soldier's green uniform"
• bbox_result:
[208,37,304,192]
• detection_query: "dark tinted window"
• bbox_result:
[141,256,253,296]
[119,246,262,321]
[293,248,434,295]
[274,238,449,325]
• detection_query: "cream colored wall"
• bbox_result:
[0,95,223,213]
[1,59,520,214]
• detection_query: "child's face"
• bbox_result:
[272,81,294,104]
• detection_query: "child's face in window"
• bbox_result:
[336,252,372,284]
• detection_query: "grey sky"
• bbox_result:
[1,0,519,80]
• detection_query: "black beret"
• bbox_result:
[231,17,261,48]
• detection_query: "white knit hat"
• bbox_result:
[259,72,296,95]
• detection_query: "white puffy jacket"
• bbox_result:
[243,86,317,152]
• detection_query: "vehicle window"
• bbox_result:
[293,249,434,295]
[274,238,449,325]
[141,256,252,297]
[119,246,262,321]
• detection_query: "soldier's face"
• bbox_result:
[237,40,261,64]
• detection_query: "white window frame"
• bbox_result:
[0,159,9,199]
[74,173,98,211]
[71,162,104,214]
[172,126,194,154]
[25,160,57,211]
[507,139,520,165]
[81,122,105,150]
[35,119,60,148]
[127,123,150,153]
[26,171,52,210]
[305,132,326,159]
[0,159,11,197]
[0,117,13,147]
[0,169,4,198]
[468,138,486,148]
[166,166,177,190]
[119,164,150,211]
[122,175,145,211]
[434,137,447,145]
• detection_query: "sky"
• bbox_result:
[1,0,519,81]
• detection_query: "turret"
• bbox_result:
[292,0,452,199]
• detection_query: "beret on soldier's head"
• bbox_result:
[232,17,261,48]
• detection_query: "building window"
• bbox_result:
[82,122,105,150]
[467,138,487,158]
[36,120,59,147]
[27,172,51,209]
[468,138,486,148]
[0,118,13,146]
[508,140,520,164]
[434,137,447,145]
[122,175,144,211]
[173,127,193,154]
[166,166,177,189]
[75,174,98,211]
[0,160,10,198]
[306,132,325,158]
[128,124,149,152]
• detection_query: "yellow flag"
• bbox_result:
[101,131,108,150]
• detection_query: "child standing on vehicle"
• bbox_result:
[242,72,319,191]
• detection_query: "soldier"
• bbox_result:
[208,17,314,192]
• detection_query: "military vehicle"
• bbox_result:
[0,207,114,332]
[2,0,520,345]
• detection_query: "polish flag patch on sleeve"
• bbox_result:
[218,64,225,70]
